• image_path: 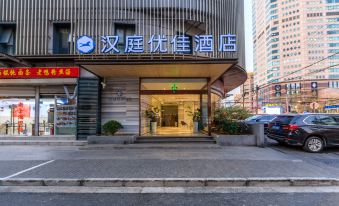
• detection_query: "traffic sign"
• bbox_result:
[310,102,320,110]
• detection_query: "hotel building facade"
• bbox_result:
[0,0,247,139]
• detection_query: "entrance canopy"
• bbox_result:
[80,58,247,95]
[83,63,232,83]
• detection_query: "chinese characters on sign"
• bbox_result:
[0,67,80,79]
[13,102,30,134]
[17,102,24,134]
[92,34,237,54]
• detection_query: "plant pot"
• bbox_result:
[151,122,157,134]
[193,121,199,133]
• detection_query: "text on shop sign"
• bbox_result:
[77,34,237,54]
[0,67,80,79]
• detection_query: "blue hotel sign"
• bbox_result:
[76,34,237,54]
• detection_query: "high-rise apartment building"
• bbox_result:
[252,0,339,113]
[252,0,339,86]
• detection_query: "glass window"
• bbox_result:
[317,115,339,126]
[39,98,55,136]
[0,24,16,55]
[245,115,261,121]
[115,24,136,51]
[0,98,35,136]
[273,115,295,125]
[259,115,276,122]
[55,96,77,135]
[304,115,318,125]
[53,23,71,54]
[141,78,208,91]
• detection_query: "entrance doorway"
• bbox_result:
[161,105,178,127]
[140,78,210,136]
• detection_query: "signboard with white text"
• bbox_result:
[76,34,237,54]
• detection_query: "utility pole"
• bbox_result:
[242,84,245,109]
[255,85,259,114]
[285,86,290,114]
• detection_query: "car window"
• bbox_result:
[272,116,294,125]
[304,115,318,125]
[317,115,339,126]
[259,116,276,121]
[245,115,261,121]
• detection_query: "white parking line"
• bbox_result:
[0,160,55,180]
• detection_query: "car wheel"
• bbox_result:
[303,136,324,153]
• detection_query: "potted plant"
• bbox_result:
[102,120,124,135]
[212,107,263,146]
[146,108,157,134]
[193,109,202,133]
[88,120,136,145]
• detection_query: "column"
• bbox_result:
[208,80,212,136]
[34,86,40,136]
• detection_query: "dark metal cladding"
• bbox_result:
[0,0,245,66]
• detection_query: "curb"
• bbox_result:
[80,144,222,150]
[0,141,87,146]
[1,178,339,187]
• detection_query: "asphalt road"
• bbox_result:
[0,144,338,179]
[0,144,339,206]
[1,191,338,206]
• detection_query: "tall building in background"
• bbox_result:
[252,0,339,113]
[234,73,256,113]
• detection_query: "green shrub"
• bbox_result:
[214,106,251,121]
[145,108,157,122]
[102,120,123,135]
[213,107,251,135]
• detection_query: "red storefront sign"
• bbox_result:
[13,104,31,118]
[0,67,80,79]
[16,102,26,133]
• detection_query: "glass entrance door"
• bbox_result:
[140,78,210,136]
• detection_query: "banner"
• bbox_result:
[0,67,80,79]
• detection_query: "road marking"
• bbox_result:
[0,160,55,180]
[1,186,339,194]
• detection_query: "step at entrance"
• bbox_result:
[136,136,216,144]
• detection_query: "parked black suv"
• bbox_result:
[267,114,339,153]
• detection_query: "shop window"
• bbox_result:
[0,98,35,136]
[115,24,136,52]
[53,23,71,54]
[39,98,55,136]
[39,96,77,136]
[0,24,16,55]
[55,96,77,135]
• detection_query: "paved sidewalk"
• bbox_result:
[0,144,338,181]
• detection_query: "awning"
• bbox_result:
[82,63,233,83]
[80,59,247,95]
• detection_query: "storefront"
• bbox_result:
[0,0,247,140]
[0,67,79,137]
[79,59,245,137]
